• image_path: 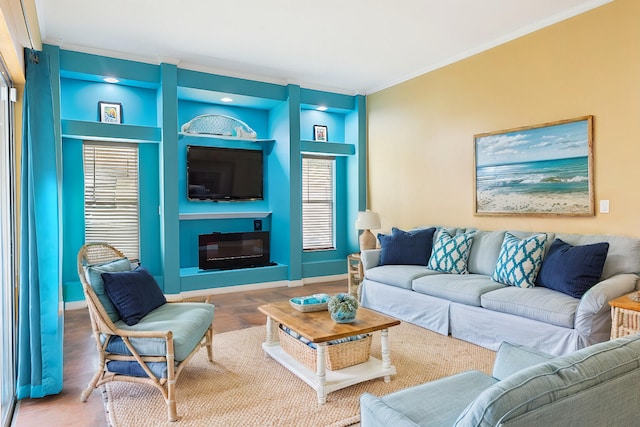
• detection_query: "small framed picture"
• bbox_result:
[98,101,123,124]
[313,125,328,142]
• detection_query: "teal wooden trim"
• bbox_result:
[300,88,355,111]
[356,95,367,210]
[179,264,288,290]
[57,48,160,86]
[287,85,303,281]
[177,68,286,101]
[300,140,356,156]
[61,120,161,142]
[159,63,181,294]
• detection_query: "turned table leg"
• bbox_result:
[316,342,327,404]
[381,328,392,382]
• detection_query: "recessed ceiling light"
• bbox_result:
[221,97,233,102]
[103,77,119,83]
[317,106,328,111]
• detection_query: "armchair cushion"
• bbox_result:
[102,266,167,326]
[85,257,132,322]
[108,302,214,361]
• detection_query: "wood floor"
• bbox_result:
[12,280,348,427]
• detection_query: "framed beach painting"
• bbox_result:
[474,116,594,216]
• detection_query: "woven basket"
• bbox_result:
[278,327,371,371]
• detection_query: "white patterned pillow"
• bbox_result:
[428,229,475,274]
[492,232,548,288]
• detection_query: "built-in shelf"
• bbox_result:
[61,119,161,143]
[300,140,356,156]
[178,132,275,144]
[179,212,271,220]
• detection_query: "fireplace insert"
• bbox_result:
[198,231,271,270]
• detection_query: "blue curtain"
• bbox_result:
[16,49,63,399]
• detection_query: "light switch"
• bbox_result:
[599,200,609,213]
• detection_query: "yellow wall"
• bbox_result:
[367,0,640,238]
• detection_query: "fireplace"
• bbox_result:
[198,231,271,270]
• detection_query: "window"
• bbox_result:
[83,142,140,260]
[302,155,335,250]
[0,58,16,427]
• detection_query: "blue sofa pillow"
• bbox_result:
[428,229,475,274]
[492,232,547,288]
[102,266,167,326]
[536,238,609,298]
[377,227,436,266]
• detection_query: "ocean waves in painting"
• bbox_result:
[476,156,591,214]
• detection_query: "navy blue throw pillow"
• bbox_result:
[377,227,436,266]
[536,238,609,299]
[102,266,167,326]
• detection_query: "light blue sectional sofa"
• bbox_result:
[360,226,640,355]
[360,333,640,426]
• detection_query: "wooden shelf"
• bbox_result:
[179,132,274,144]
[61,120,161,143]
[300,140,356,156]
[179,212,271,220]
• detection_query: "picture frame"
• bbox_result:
[313,125,328,142]
[474,115,594,217]
[98,101,123,124]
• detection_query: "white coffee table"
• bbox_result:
[258,300,401,403]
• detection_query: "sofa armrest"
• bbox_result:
[361,249,381,272]
[492,342,554,381]
[574,273,639,338]
[360,393,420,427]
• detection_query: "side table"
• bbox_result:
[609,292,640,339]
[347,253,363,299]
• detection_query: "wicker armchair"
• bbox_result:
[77,242,214,421]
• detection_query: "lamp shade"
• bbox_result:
[355,211,381,230]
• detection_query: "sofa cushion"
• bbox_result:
[412,274,505,307]
[365,265,435,290]
[481,286,579,328]
[536,238,609,298]
[492,232,548,288]
[455,334,640,426]
[102,266,167,326]
[377,227,436,266]
[467,230,506,276]
[428,229,475,274]
[109,302,214,361]
[85,257,133,322]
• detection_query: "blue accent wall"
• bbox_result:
[54,47,366,301]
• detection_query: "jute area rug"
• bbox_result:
[104,322,495,426]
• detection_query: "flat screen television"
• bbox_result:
[187,145,264,201]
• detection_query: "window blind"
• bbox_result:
[302,155,335,250]
[83,142,140,260]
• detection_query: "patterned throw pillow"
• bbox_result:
[492,232,548,288]
[428,229,475,274]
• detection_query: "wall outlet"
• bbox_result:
[254,219,262,231]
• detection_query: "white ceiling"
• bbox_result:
[35,0,611,95]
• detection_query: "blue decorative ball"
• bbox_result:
[328,293,359,323]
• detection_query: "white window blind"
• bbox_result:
[83,142,140,260]
[302,155,335,251]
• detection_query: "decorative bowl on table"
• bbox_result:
[289,293,330,312]
[328,293,359,323]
